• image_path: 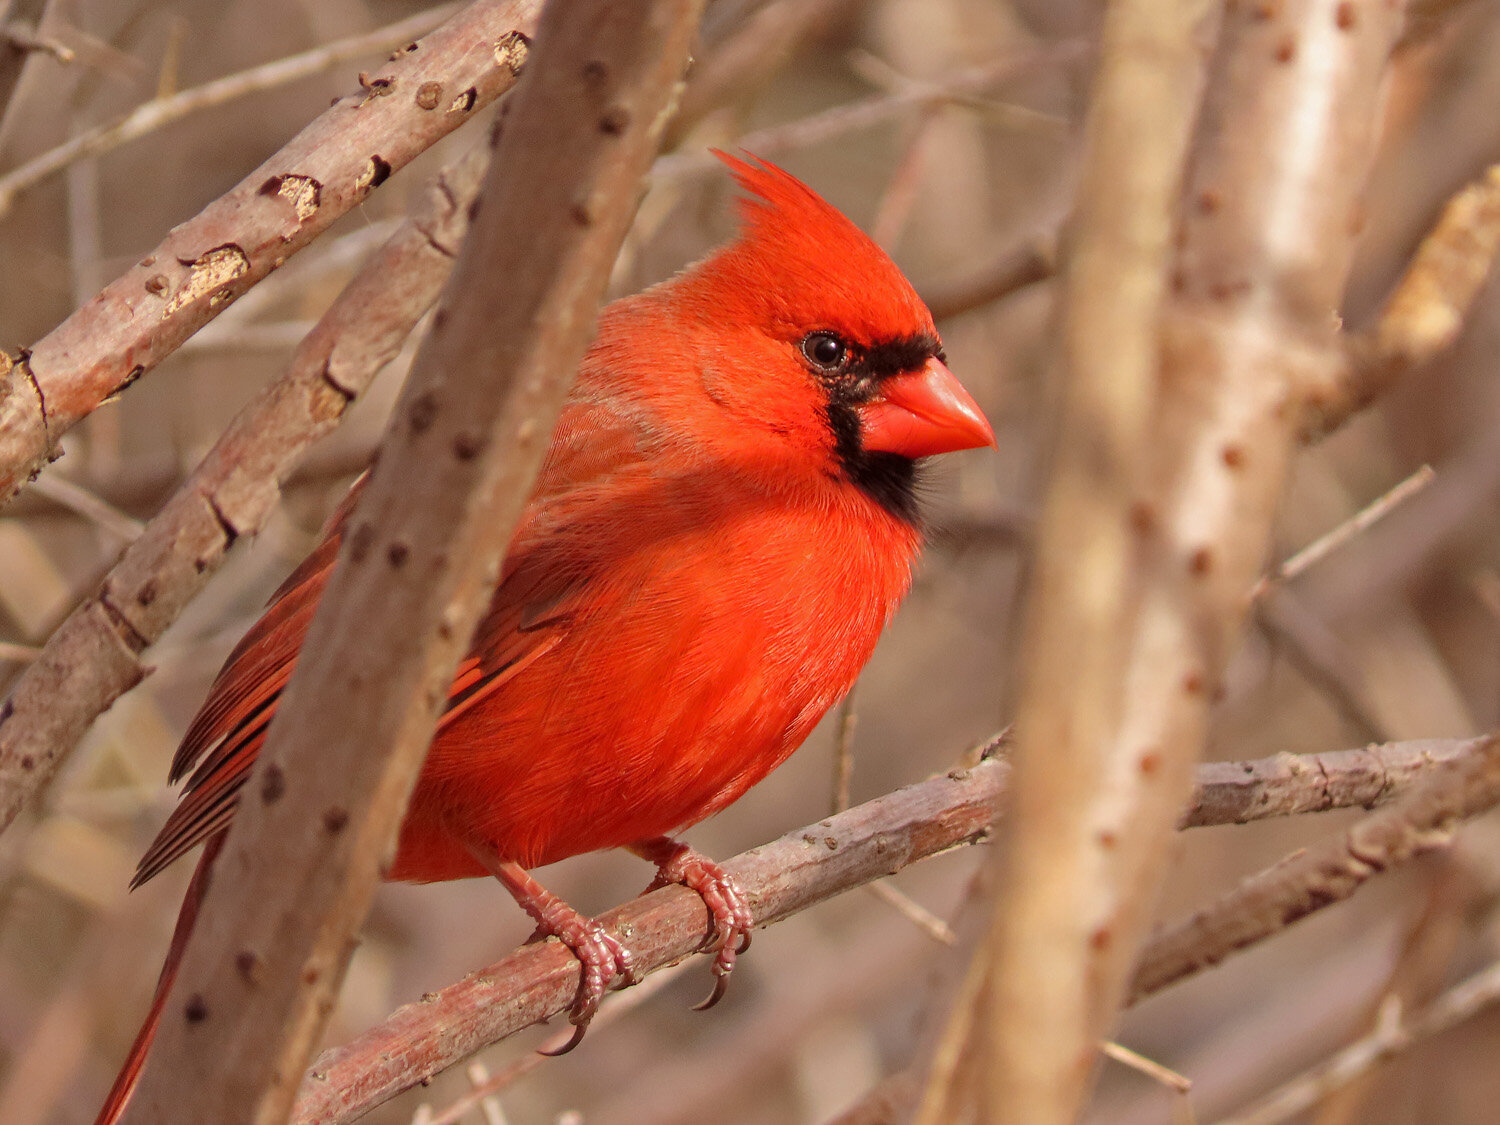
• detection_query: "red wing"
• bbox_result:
[132,397,642,887]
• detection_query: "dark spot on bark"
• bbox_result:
[448,87,477,113]
[1089,927,1111,951]
[1196,188,1221,214]
[258,176,283,196]
[409,392,438,433]
[136,579,157,607]
[302,966,320,985]
[416,81,443,109]
[387,542,409,568]
[1273,35,1296,62]
[1221,444,1245,468]
[1139,750,1162,776]
[349,522,375,563]
[1,699,14,722]
[453,432,483,460]
[1335,2,1355,29]
[145,275,169,296]
[323,807,349,833]
[19,755,33,770]
[1098,829,1117,848]
[185,994,208,1022]
[261,763,286,803]
[1189,547,1213,575]
[1128,501,1156,534]
[599,105,630,134]
[1183,671,1205,694]
[582,59,608,87]
[824,836,838,850]
[236,950,264,985]
[366,155,392,188]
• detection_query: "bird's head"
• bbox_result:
[664,153,995,522]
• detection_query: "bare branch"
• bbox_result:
[120,3,702,1121]
[1132,734,1500,1003]
[965,4,1409,1123]
[0,3,463,217]
[0,0,541,504]
[0,0,53,136]
[288,737,1482,1124]
[1208,959,1500,1125]
[1307,164,1500,438]
[0,143,488,836]
[918,232,1057,322]
[942,2,1207,1122]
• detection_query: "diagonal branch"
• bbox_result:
[1132,733,1500,1003]
[117,2,702,1121]
[0,0,541,505]
[288,736,1487,1125]
[0,142,489,835]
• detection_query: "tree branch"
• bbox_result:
[959,4,1410,1123]
[1308,163,1500,439]
[285,737,1484,1124]
[0,0,541,504]
[0,4,464,217]
[0,142,488,836]
[118,2,701,1121]
[1132,733,1500,1003]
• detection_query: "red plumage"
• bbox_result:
[96,154,993,1124]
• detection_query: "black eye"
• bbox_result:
[802,332,847,369]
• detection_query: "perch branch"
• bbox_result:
[288,737,1484,1124]
[0,143,489,836]
[0,0,541,504]
[119,2,701,1121]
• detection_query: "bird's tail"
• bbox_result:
[94,834,222,1125]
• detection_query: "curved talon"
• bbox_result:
[633,837,755,1009]
[539,1022,590,1057]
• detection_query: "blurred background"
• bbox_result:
[2,0,1500,1122]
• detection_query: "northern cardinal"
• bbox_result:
[95,153,994,1123]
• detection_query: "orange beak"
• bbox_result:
[857,357,996,459]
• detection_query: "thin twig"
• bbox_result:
[1209,960,1500,1125]
[1250,464,1436,598]
[652,43,1086,183]
[831,683,858,815]
[865,881,957,946]
[24,473,143,542]
[424,961,695,1125]
[0,4,461,218]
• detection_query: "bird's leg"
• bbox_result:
[468,845,635,1054]
[630,836,754,1010]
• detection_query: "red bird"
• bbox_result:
[96,153,994,1123]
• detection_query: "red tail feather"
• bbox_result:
[95,836,222,1125]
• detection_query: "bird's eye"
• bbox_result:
[802,332,848,369]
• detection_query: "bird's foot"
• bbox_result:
[525,908,636,1055]
[634,837,754,1010]
[479,852,635,1055]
